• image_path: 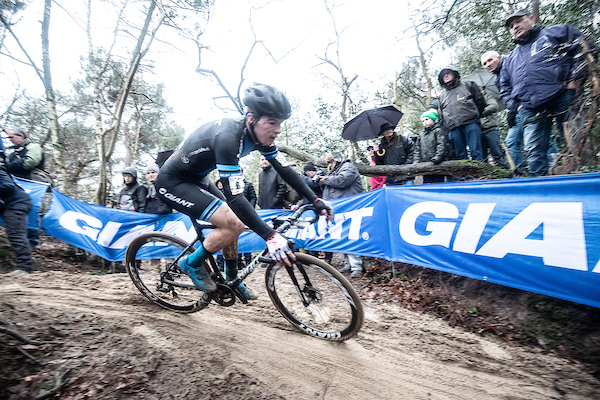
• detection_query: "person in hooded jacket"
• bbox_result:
[373,122,414,185]
[119,167,147,213]
[437,66,487,161]
[0,151,34,273]
[144,163,171,215]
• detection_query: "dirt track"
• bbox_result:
[1,270,599,399]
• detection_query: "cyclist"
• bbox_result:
[155,83,333,300]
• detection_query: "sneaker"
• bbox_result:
[350,270,363,279]
[178,257,217,292]
[236,283,258,300]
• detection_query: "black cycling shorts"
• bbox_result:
[155,173,225,221]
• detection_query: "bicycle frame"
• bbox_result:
[160,204,318,304]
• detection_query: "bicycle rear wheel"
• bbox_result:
[266,253,363,341]
[125,232,208,313]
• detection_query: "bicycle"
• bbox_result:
[125,204,364,341]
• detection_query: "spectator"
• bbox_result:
[258,154,287,209]
[373,122,414,185]
[282,163,303,210]
[500,9,587,176]
[482,50,526,174]
[465,68,509,169]
[5,128,45,181]
[414,111,446,184]
[293,161,323,205]
[0,150,34,274]
[5,128,47,249]
[119,167,147,213]
[240,168,257,209]
[145,163,171,215]
[367,146,386,190]
[319,151,364,278]
[437,66,487,161]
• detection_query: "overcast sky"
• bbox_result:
[2,0,438,133]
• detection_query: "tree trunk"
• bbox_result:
[277,144,511,180]
[91,0,161,205]
[41,0,68,192]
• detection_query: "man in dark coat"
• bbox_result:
[0,151,34,273]
[119,167,147,213]
[465,68,508,169]
[500,9,587,175]
[482,50,526,174]
[145,163,172,215]
[319,151,364,278]
[437,66,487,161]
[373,122,414,185]
[257,155,287,209]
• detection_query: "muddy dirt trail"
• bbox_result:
[1,270,599,399]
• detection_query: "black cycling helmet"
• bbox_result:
[243,83,292,120]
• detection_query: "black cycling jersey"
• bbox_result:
[156,116,318,240]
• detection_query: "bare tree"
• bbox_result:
[0,0,67,191]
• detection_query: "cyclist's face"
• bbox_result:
[250,115,284,146]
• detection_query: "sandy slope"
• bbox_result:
[1,270,598,399]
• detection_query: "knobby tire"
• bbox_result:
[125,232,208,313]
[265,253,363,341]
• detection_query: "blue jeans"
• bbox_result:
[449,123,484,161]
[520,90,574,176]
[505,112,525,172]
[482,129,508,169]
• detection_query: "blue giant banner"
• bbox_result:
[0,178,49,230]
[18,174,600,308]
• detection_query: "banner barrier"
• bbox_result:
[4,174,600,308]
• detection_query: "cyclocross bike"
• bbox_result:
[125,204,364,341]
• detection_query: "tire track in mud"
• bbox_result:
[1,271,599,399]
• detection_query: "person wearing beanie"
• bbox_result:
[145,163,171,215]
[372,123,414,185]
[414,110,447,184]
[420,110,438,123]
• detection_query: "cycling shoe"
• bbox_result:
[178,257,217,292]
[236,283,258,300]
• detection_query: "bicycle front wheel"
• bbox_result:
[266,253,363,341]
[125,232,208,313]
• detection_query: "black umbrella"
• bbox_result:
[342,105,403,142]
[156,149,174,167]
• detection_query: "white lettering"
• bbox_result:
[453,203,496,254]
[58,211,102,241]
[162,220,197,243]
[476,203,587,271]
[97,221,122,247]
[399,201,458,247]
[109,224,156,249]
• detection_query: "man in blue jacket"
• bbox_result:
[500,10,586,176]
